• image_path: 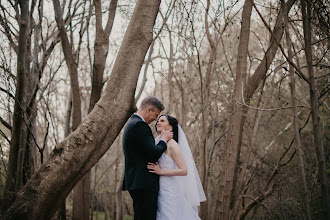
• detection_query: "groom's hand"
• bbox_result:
[147,162,162,175]
[160,129,173,143]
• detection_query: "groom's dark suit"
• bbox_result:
[123,114,167,220]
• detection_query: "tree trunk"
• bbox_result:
[57,91,72,220]
[22,17,42,191]
[200,0,216,217]
[2,1,59,212]
[301,0,329,219]
[89,0,118,113]
[115,165,125,220]
[1,0,30,213]
[52,0,81,132]
[283,2,311,218]
[2,0,161,219]
[217,0,296,218]
[72,173,90,220]
[218,1,253,219]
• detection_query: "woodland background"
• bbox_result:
[0,0,329,219]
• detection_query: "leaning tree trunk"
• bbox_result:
[2,0,161,219]
[301,0,329,219]
[1,0,30,214]
[245,0,295,99]
[218,1,253,219]
[283,2,311,218]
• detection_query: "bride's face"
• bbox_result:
[156,116,172,134]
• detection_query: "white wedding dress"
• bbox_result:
[157,153,201,220]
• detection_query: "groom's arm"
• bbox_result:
[134,121,167,161]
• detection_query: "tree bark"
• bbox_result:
[2,0,161,219]
[283,1,311,218]
[115,164,125,220]
[301,0,329,219]
[57,91,72,220]
[1,0,29,213]
[218,1,253,219]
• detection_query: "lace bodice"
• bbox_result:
[157,153,201,220]
[158,153,177,169]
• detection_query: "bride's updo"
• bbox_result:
[156,115,179,142]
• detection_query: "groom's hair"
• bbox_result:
[140,96,165,111]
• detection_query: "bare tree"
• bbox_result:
[2,0,30,212]
[283,1,311,218]
[217,0,297,218]
[301,0,329,219]
[217,1,253,219]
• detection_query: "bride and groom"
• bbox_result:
[123,96,206,220]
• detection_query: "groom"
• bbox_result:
[123,96,173,220]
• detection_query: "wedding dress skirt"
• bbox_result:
[157,153,201,220]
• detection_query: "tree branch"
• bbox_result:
[0,116,11,131]
[250,0,309,83]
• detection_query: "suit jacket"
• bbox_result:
[122,114,167,191]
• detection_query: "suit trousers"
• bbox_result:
[129,188,159,220]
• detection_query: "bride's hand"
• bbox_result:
[147,162,162,175]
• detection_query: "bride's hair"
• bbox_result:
[156,115,178,142]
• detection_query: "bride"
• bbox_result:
[147,115,206,220]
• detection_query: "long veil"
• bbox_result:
[177,125,206,207]
[155,125,206,208]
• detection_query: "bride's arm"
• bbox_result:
[147,142,187,176]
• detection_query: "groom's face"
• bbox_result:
[145,107,161,124]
